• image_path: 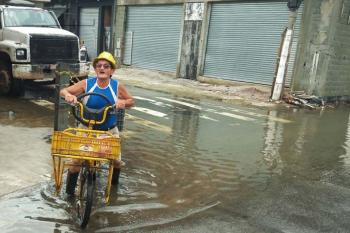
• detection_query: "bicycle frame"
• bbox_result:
[51,93,120,204]
[51,127,120,203]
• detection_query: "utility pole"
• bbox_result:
[271,0,303,101]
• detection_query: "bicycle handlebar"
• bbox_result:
[70,93,117,129]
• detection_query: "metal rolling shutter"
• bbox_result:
[124,5,182,72]
[204,1,303,85]
[79,8,99,60]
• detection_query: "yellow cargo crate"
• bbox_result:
[51,128,121,160]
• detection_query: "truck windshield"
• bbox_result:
[3,8,60,28]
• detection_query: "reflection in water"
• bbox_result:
[171,97,200,153]
[343,113,350,166]
[261,110,283,172]
[262,108,350,180]
[3,89,350,232]
[277,108,349,180]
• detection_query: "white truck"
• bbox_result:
[0,5,89,96]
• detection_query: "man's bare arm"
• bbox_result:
[60,80,86,104]
[117,83,135,109]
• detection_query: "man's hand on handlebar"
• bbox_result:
[116,99,126,109]
[65,93,78,105]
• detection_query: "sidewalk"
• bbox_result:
[111,67,276,108]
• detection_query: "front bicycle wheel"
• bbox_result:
[76,164,94,228]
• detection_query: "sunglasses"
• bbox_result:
[96,63,111,69]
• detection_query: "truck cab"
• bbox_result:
[0,5,89,96]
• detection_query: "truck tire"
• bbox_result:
[11,78,24,97]
[0,63,24,96]
[0,63,11,95]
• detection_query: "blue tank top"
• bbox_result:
[85,77,118,130]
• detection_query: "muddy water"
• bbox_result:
[1,87,350,232]
[0,97,53,197]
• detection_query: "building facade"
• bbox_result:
[116,0,303,88]
[60,0,350,100]
[292,0,350,100]
[54,0,116,60]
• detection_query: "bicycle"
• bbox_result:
[51,92,121,228]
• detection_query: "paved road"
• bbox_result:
[1,82,350,233]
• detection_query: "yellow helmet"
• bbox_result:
[93,51,117,69]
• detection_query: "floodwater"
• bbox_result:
[1,85,350,232]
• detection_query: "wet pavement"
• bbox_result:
[0,95,53,197]
[112,67,274,108]
[1,83,350,232]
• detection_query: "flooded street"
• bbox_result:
[1,84,350,232]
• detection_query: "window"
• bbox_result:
[4,8,60,28]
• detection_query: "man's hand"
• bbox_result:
[116,99,126,109]
[59,79,86,105]
[65,93,78,105]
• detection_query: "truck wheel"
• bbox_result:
[0,63,11,95]
[11,78,24,97]
[0,63,24,96]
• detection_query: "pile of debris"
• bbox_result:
[282,92,324,109]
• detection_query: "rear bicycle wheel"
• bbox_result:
[76,164,94,228]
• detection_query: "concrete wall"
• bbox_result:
[178,3,204,80]
[324,0,350,98]
[178,20,202,79]
[293,0,350,99]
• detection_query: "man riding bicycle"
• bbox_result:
[60,51,134,195]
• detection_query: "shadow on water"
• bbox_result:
[2,87,350,232]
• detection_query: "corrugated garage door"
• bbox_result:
[79,8,99,60]
[204,1,303,85]
[124,5,182,72]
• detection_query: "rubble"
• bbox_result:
[282,92,324,109]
